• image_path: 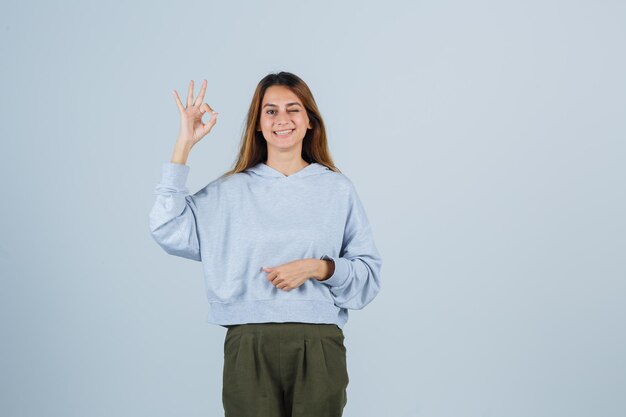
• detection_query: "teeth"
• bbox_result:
[274,129,293,135]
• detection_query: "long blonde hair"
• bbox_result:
[220,71,340,178]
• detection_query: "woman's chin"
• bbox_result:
[266,138,304,149]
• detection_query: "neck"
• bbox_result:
[265,157,310,177]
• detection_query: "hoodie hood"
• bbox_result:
[246,162,330,179]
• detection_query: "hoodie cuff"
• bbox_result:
[161,162,190,190]
[319,254,350,287]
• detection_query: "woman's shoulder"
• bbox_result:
[321,168,357,189]
[187,170,238,199]
[322,171,355,192]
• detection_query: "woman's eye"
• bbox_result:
[266,109,299,114]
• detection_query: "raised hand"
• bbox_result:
[172,79,219,148]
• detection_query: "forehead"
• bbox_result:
[262,85,302,104]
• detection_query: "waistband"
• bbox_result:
[225,322,344,339]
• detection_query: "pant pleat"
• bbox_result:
[223,323,348,417]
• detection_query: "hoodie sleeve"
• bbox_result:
[318,181,382,310]
[149,162,202,262]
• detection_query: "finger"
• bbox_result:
[194,79,207,107]
[186,79,194,108]
[200,104,218,134]
[172,90,184,112]
[199,102,212,115]
[200,102,216,115]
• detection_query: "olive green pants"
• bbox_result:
[222,322,349,417]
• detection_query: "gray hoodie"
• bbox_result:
[148,161,382,329]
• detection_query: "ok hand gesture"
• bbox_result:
[172,79,219,148]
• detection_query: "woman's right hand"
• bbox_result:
[172,79,219,148]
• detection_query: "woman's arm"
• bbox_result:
[315,182,383,310]
[149,79,219,262]
[148,155,202,262]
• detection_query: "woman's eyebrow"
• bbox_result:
[262,102,302,108]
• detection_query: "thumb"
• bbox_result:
[262,266,272,272]
[202,111,218,134]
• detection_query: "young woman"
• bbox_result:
[149,71,383,417]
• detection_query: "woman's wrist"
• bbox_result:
[170,140,194,165]
[314,259,335,281]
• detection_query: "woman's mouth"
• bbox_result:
[273,129,294,137]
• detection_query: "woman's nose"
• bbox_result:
[275,110,291,124]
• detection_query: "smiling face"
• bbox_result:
[257,85,312,154]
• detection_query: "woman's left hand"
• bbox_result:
[263,259,319,291]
